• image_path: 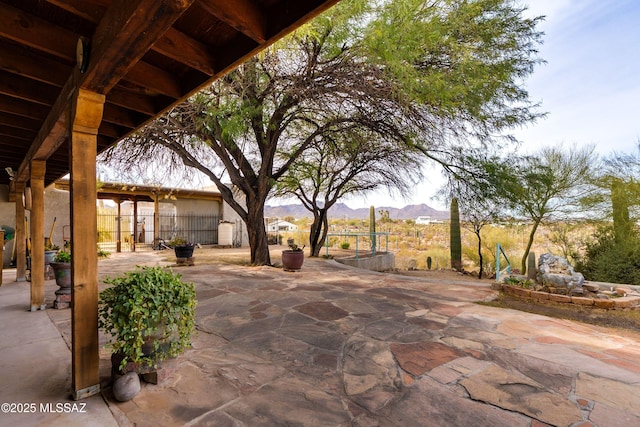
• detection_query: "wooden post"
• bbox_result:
[115,199,121,253]
[70,88,105,400]
[14,183,27,281]
[132,199,137,252]
[0,229,4,286]
[30,160,46,311]
[153,191,160,247]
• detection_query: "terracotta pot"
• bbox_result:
[282,250,304,271]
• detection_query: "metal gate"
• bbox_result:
[97,213,219,252]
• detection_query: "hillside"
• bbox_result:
[264,202,449,220]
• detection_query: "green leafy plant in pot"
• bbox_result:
[169,236,195,259]
[98,266,197,375]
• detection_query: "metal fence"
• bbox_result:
[324,232,390,259]
[97,213,220,252]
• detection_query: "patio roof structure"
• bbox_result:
[0,0,339,400]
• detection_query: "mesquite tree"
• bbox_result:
[439,154,516,278]
[101,0,543,266]
[509,145,596,274]
[274,111,423,257]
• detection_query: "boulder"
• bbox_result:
[537,253,584,291]
[113,371,141,402]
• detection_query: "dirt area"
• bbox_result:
[392,268,640,332]
[482,294,640,332]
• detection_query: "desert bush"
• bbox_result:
[575,226,640,286]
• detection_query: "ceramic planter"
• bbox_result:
[50,261,71,309]
[174,245,194,259]
[282,250,304,271]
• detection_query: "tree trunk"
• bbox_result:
[309,208,328,257]
[520,219,540,275]
[475,229,483,279]
[246,199,271,265]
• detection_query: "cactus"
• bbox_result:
[611,179,632,242]
[450,198,462,271]
[527,252,537,281]
[370,205,376,251]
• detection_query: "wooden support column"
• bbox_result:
[70,88,105,400]
[132,199,137,252]
[153,191,160,247]
[115,199,122,253]
[0,229,3,286]
[14,182,27,281]
[30,160,46,311]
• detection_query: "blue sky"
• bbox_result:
[347,0,640,210]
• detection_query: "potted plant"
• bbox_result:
[282,241,305,271]
[98,266,196,377]
[50,249,71,309]
[169,236,195,259]
[43,240,60,279]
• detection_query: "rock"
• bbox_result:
[583,283,600,292]
[113,371,141,402]
[536,253,584,291]
[341,334,402,412]
[460,365,583,426]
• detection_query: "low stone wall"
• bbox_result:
[499,284,640,310]
[336,252,395,272]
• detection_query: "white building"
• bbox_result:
[266,219,298,232]
[415,216,432,225]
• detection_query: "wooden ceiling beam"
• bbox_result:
[82,0,197,94]
[0,125,37,141]
[102,104,139,128]
[199,0,267,43]
[0,94,49,120]
[107,87,158,116]
[12,75,73,183]
[13,0,196,184]
[0,43,70,87]
[0,70,58,106]
[45,0,109,24]
[0,3,77,61]
[151,27,216,76]
[98,122,125,139]
[47,1,215,77]
[123,61,183,98]
[0,112,41,132]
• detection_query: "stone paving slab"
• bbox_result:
[104,254,640,426]
[5,250,640,426]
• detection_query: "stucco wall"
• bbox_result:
[335,252,396,272]
[221,186,249,247]
[0,185,14,267]
[0,185,69,267]
[174,198,221,216]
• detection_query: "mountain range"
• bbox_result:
[264,203,449,221]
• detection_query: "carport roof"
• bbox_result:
[54,179,223,202]
[0,0,339,188]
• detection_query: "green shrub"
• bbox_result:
[575,226,640,286]
[53,250,71,263]
[340,241,350,249]
[98,266,196,369]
